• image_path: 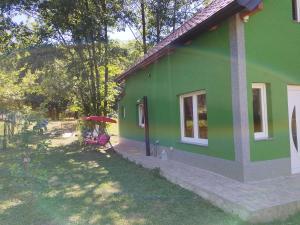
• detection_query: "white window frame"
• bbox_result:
[180,90,208,146]
[252,83,269,140]
[138,103,145,128]
[293,0,300,22]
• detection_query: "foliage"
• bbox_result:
[0,0,212,117]
[11,112,50,154]
[125,0,210,50]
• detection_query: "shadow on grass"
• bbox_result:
[1,140,298,225]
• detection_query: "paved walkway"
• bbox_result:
[114,141,300,223]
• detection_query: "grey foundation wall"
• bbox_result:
[119,137,291,182]
[119,137,244,180]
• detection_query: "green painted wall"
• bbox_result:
[119,21,236,160]
[245,0,300,161]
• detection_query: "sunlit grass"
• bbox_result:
[0,199,23,214]
[0,120,299,225]
[64,184,87,198]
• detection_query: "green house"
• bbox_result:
[116,0,300,182]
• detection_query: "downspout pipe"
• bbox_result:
[143,96,151,156]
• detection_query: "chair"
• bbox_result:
[84,134,111,147]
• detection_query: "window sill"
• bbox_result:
[254,137,273,142]
[179,140,208,147]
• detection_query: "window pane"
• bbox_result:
[252,88,263,133]
[139,104,144,126]
[141,109,145,124]
[292,0,299,21]
[183,96,194,137]
[292,106,298,151]
[198,94,208,139]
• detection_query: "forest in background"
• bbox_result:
[0,0,211,119]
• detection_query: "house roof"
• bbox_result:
[116,0,261,83]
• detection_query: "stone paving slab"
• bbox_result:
[114,142,300,223]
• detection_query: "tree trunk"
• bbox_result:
[99,0,109,116]
[103,24,109,116]
[156,0,161,43]
[84,0,97,114]
[91,39,101,114]
[74,45,93,110]
[86,42,98,114]
[78,87,90,115]
[141,0,147,54]
[172,0,177,32]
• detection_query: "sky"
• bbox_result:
[12,14,135,41]
[110,28,135,41]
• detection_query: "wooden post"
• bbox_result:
[143,96,151,156]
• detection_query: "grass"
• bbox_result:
[0,121,299,225]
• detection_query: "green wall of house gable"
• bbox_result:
[119,21,236,160]
[244,0,300,161]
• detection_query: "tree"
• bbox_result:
[0,0,127,116]
[125,0,207,49]
[0,0,210,117]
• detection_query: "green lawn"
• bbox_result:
[0,121,299,225]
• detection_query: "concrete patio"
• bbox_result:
[114,140,300,223]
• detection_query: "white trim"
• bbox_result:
[288,85,300,91]
[293,0,300,22]
[252,83,269,140]
[138,103,144,128]
[288,85,300,174]
[179,90,208,146]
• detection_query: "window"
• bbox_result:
[138,103,145,128]
[252,83,268,140]
[292,0,300,22]
[292,106,298,151]
[180,91,208,145]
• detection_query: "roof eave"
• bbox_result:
[237,0,262,10]
[116,0,262,83]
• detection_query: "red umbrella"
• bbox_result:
[83,116,117,123]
